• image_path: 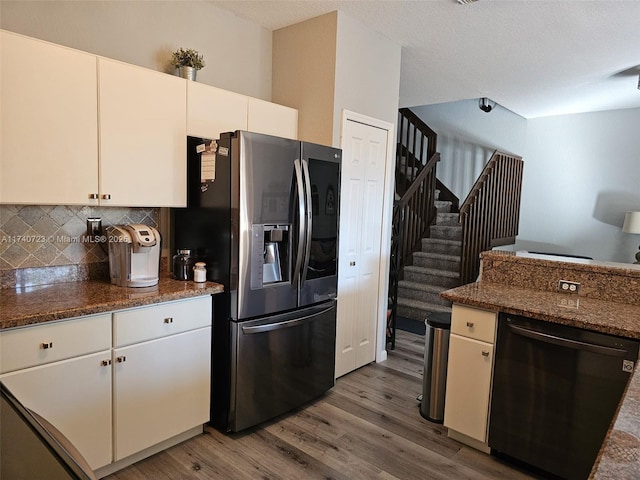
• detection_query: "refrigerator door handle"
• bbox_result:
[292,159,306,285]
[300,158,313,286]
[241,305,334,334]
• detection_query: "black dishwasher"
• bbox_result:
[489,313,639,480]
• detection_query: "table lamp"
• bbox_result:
[622,211,640,264]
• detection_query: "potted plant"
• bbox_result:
[170,47,205,80]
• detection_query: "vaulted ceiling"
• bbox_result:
[210,0,640,119]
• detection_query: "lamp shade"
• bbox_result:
[622,211,640,234]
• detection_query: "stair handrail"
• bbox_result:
[459,150,524,284]
[396,152,440,264]
[388,108,441,348]
[388,152,439,349]
[396,108,438,197]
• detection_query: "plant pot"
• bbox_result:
[177,66,196,81]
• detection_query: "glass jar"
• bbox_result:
[172,249,193,280]
[193,262,207,283]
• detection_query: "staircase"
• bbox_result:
[396,193,461,324]
[387,107,523,349]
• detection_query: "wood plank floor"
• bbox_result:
[105,330,541,480]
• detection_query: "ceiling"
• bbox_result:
[209,0,640,119]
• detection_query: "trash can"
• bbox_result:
[419,312,451,423]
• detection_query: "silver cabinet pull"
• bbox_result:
[100,359,112,367]
[164,317,173,324]
[116,356,126,363]
[101,194,111,200]
[88,193,98,199]
[466,322,475,328]
[481,350,490,357]
[40,342,53,349]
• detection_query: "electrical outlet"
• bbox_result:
[557,280,580,294]
[87,217,102,237]
[557,297,580,309]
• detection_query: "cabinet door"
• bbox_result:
[0,351,113,469]
[451,304,496,343]
[0,313,112,374]
[444,334,494,442]
[98,58,187,207]
[113,295,212,347]
[187,82,248,138]
[113,327,211,461]
[247,97,298,139]
[1,31,99,205]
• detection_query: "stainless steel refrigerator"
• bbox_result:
[171,131,341,432]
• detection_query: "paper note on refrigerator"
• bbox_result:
[201,153,216,182]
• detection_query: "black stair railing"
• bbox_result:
[459,151,524,284]
[388,109,524,349]
[388,109,440,348]
[395,108,438,196]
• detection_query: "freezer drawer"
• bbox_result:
[229,301,336,432]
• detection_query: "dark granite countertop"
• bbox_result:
[0,273,224,330]
[441,251,640,480]
[441,281,640,339]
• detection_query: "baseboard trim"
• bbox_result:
[94,426,203,478]
[447,428,491,454]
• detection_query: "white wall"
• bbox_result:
[272,12,337,146]
[414,101,640,263]
[411,99,527,201]
[520,108,640,263]
[333,12,401,146]
[273,10,401,148]
[0,0,272,100]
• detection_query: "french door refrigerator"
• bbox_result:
[171,131,341,432]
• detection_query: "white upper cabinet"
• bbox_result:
[0,31,99,205]
[187,82,248,139]
[247,97,298,139]
[98,58,187,207]
[1,30,298,206]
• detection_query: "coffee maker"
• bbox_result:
[107,224,160,287]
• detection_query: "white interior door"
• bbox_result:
[335,119,389,378]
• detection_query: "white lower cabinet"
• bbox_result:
[113,327,211,461]
[0,295,212,476]
[0,351,113,470]
[444,335,494,442]
[444,304,497,451]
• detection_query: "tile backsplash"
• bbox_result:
[0,204,159,271]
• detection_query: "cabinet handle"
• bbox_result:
[481,350,490,357]
[116,356,127,363]
[466,322,475,328]
[164,317,174,324]
[101,359,112,367]
[101,194,111,200]
[88,193,98,199]
[40,342,53,349]
[350,261,356,266]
